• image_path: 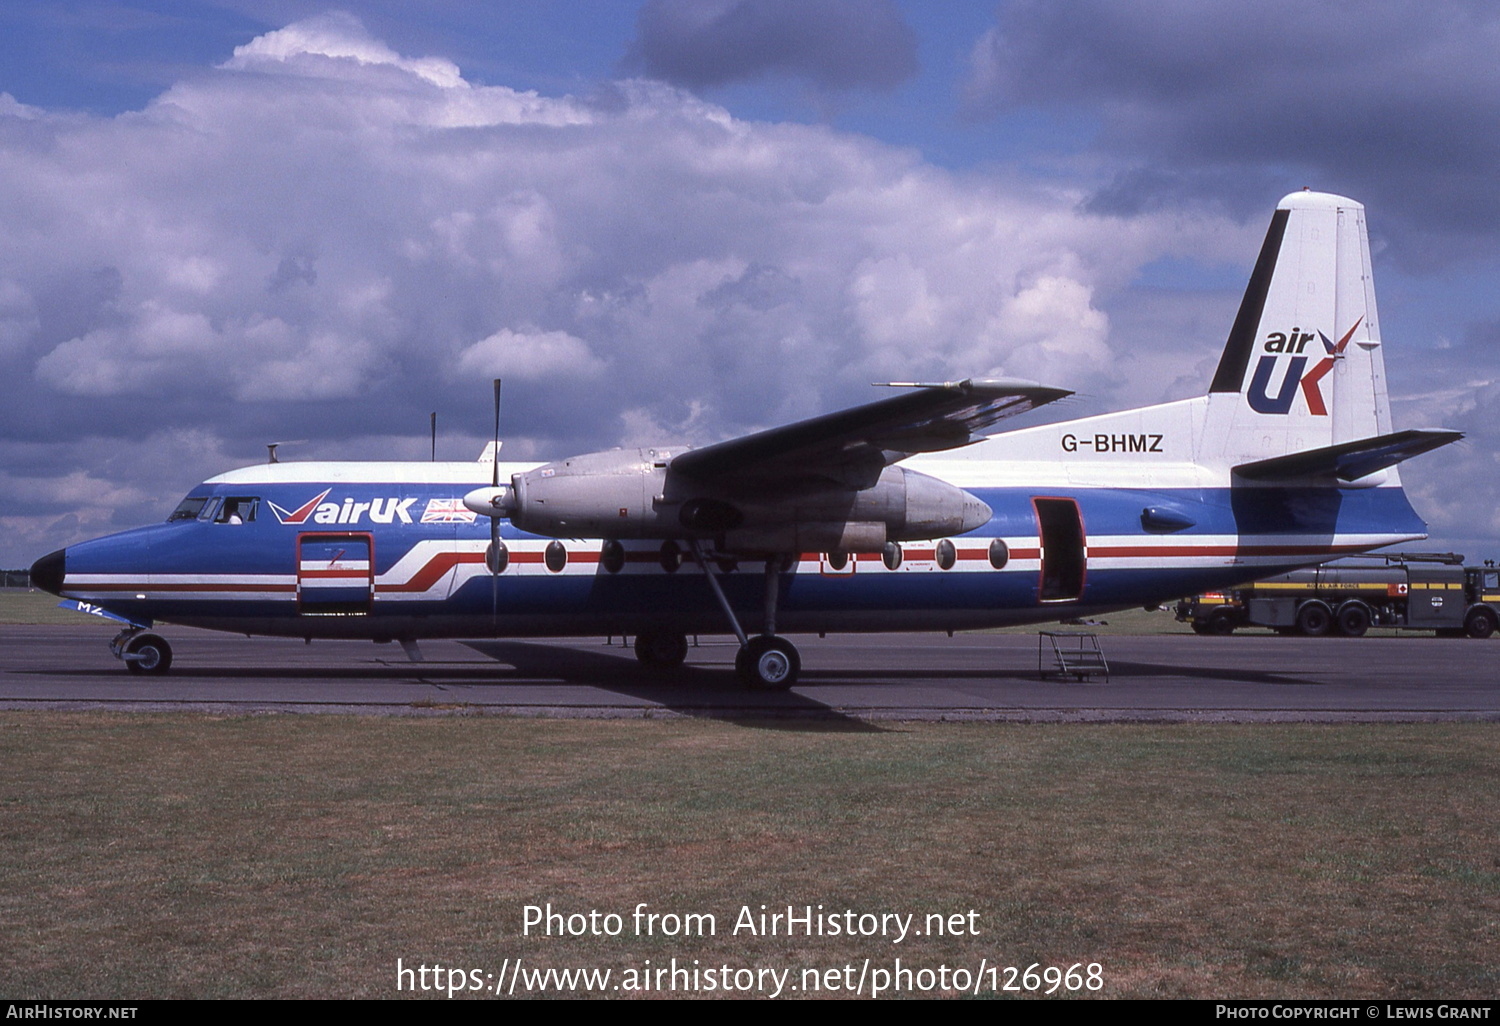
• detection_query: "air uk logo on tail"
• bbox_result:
[1246,318,1363,415]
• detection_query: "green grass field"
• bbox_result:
[0,589,115,626]
[3,715,1496,999]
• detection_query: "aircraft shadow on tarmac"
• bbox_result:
[19,648,1323,691]
[1065,660,1321,687]
[14,637,1327,723]
[461,640,884,731]
[461,640,1327,709]
[777,663,1321,687]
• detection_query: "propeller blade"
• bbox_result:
[490,510,501,617]
[490,379,503,622]
[492,378,502,489]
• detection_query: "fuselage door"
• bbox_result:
[297,532,374,616]
[1032,497,1086,602]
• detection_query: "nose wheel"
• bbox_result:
[112,630,174,675]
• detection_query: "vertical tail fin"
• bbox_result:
[960,190,1457,490]
[1204,191,1393,464]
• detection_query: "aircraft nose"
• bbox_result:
[29,548,66,596]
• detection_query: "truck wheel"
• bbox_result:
[1335,601,1371,638]
[1206,609,1237,635]
[1465,609,1497,640]
[1296,601,1332,637]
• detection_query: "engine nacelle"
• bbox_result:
[502,446,992,551]
[508,448,672,538]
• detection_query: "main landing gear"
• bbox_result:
[688,541,801,690]
[734,634,800,689]
[110,628,174,675]
[634,630,690,668]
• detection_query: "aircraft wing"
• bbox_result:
[670,378,1071,490]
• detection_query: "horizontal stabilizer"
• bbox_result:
[1233,428,1462,483]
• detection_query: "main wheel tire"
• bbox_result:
[1465,609,1497,640]
[1206,609,1237,636]
[1335,601,1371,638]
[124,634,173,675]
[1296,601,1333,637]
[634,630,689,668]
[736,635,800,690]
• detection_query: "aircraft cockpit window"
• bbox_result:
[168,496,210,522]
[215,498,260,524]
[196,497,222,522]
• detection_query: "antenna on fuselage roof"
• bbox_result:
[266,440,305,464]
[431,412,437,462]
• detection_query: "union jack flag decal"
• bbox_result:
[420,498,477,524]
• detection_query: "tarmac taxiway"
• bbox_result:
[1,624,1496,721]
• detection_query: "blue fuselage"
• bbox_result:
[38,477,1426,641]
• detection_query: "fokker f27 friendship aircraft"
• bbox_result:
[31,192,1462,688]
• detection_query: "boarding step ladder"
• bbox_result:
[1038,631,1110,682]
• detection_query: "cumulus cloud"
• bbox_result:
[224,11,464,89]
[6,11,1487,565]
[0,428,237,561]
[0,13,1147,564]
[456,328,605,381]
[0,279,39,356]
[624,0,918,91]
[1384,319,1500,554]
[961,0,1500,266]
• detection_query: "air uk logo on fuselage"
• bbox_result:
[267,489,420,526]
[1246,318,1363,415]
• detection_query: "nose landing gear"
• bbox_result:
[111,629,174,675]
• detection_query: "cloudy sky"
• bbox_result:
[2,0,1497,568]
